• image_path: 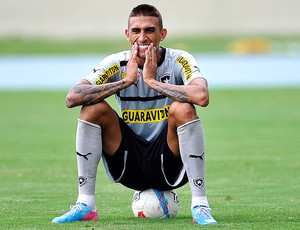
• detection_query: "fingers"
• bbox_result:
[129,42,138,62]
[145,43,156,63]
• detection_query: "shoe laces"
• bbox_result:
[194,206,212,218]
[70,204,83,211]
[61,204,84,217]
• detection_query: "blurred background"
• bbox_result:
[1,0,300,38]
[1,2,299,228]
[0,0,300,88]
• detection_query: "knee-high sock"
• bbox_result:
[177,119,209,208]
[76,119,101,208]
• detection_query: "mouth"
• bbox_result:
[137,44,150,52]
[136,44,149,58]
[137,44,149,49]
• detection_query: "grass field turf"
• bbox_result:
[0,88,299,229]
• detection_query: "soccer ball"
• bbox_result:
[131,189,179,218]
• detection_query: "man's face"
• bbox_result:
[125,15,166,60]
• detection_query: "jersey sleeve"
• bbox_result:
[175,51,206,85]
[84,54,122,85]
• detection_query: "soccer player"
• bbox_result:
[52,4,217,225]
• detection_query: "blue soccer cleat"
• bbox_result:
[52,202,98,223]
[192,205,218,225]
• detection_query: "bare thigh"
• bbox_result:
[79,100,121,156]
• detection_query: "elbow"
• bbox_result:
[199,97,209,107]
[66,100,73,108]
[65,80,90,108]
[196,91,209,107]
[65,93,76,108]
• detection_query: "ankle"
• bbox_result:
[191,196,209,210]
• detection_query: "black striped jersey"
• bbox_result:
[84,47,205,141]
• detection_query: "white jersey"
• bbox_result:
[85,47,205,141]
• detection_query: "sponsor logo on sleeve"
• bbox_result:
[176,56,192,81]
[95,64,120,85]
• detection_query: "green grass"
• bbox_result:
[0,88,299,229]
[0,35,300,54]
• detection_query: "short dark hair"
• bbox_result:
[128,4,163,30]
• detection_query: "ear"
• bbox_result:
[160,28,167,41]
[125,29,129,41]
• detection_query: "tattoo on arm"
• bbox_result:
[71,80,126,106]
[154,84,190,102]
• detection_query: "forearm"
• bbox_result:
[147,79,209,107]
[153,81,190,102]
[66,80,127,108]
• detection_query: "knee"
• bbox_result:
[168,101,198,124]
[79,101,114,124]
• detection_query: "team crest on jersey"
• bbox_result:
[160,73,170,83]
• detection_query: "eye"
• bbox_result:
[146,28,156,33]
[131,28,140,34]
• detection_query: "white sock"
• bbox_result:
[77,194,96,211]
[76,119,102,210]
[177,119,208,208]
[191,196,209,210]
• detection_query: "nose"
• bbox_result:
[137,31,147,43]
